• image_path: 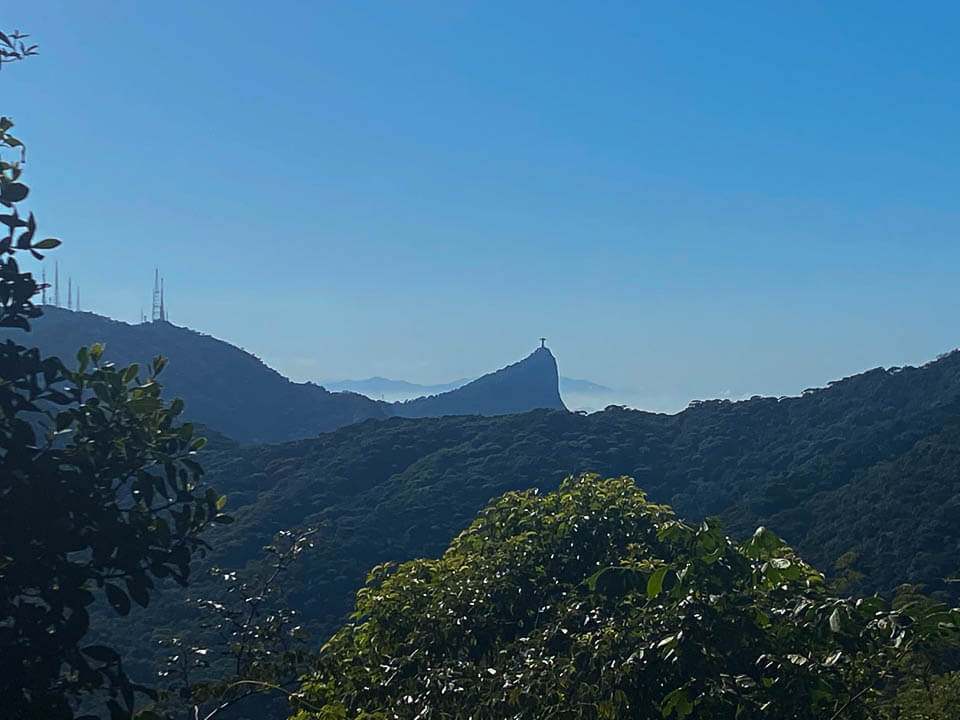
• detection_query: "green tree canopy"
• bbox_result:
[293,474,959,720]
[883,671,960,720]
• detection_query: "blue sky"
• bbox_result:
[5,1,960,410]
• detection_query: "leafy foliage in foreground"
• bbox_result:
[0,29,38,70]
[0,37,226,719]
[1,347,227,719]
[292,475,960,720]
[150,528,319,720]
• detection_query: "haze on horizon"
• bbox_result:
[5,1,960,412]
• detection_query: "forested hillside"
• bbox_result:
[94,347,960,685]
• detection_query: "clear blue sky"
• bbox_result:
[5,1,960,410]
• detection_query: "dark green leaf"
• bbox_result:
[125,577,150,609]
[82,645,121,663]
[0,182,28,202]
[105,583,131,616]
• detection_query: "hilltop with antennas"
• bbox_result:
[39,261,81,311]
[147,267,168,323]
[39,266,172,324]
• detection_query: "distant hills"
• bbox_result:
[320,376,472,401]
[559,376,613,395]
[323,374,613,405]
[4,308,567,443]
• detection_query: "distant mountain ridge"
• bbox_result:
[323,375,613,403]
[320,376,471,400]
[559,377,614,397]
[5,308,567,443]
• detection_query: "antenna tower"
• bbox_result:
[67,277,72,310]
[152,268,161,321]
[54,262,60,307]
[160,277,165,322]
[41,266,46,305]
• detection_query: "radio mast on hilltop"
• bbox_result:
[152,268,160,320]
[67,277,72,310]
[152,268,167,322]
[41,267,46,305]
[54,262,60,307]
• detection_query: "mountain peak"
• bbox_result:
[392,344,566,418]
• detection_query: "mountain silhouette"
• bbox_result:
[392,346,566,417]
[6,308,567,442]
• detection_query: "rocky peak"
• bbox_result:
[391,345,566,418]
